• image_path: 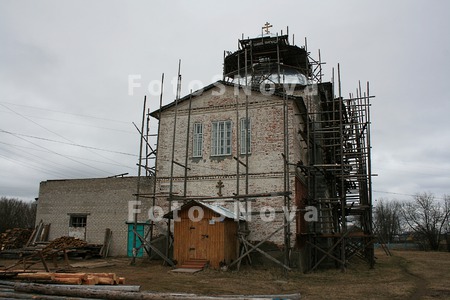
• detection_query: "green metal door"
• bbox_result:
[127,224,144,257]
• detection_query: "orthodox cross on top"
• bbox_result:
[216,180,224,197]
[262,22,273,34]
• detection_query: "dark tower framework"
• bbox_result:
[224,35,311,87]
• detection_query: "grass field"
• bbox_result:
[1,249,449,299]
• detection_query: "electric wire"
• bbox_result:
[0,152,72,178]
[0,103,133,167]
[0,109,135,134]
[4,130,111,175]
[0,101,129,124]
[0,129,136,157]
[0,141,134,169]
[0,147,76,178]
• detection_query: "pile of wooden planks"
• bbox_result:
[2,236,102,272]
[43,236,103,259]
[11,272,125,285]
[44,236,88,251]
[0,228,33,251]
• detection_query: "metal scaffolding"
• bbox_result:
[299,66,375,271]
[132,25,374,272]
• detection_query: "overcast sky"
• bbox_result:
[1,0,449,202]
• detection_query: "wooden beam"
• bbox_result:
[308,229,352,272]
[306,241,344,265]
[229,222,289,269]
[241,239,291,271]
[133,230,175,267]
[14,282,301,300]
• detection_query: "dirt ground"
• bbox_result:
[1,249,449,299]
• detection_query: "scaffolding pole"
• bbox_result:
[149,73,165,256]
[167,60,182,259]
[131,95,147,265]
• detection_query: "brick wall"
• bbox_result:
[154,84,313,246]
[35,176,156,256]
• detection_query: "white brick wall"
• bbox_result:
[35,176,157,256]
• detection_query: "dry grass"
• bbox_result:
[394,250,450,300]
[1,249,449,299]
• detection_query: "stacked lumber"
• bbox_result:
[0,228,33,250]
[45,236,106,259]
[3,237,98,272]
[11,272,125,285]
[43,236,104,258]
[66,243,103,258]
[43,236,87,251]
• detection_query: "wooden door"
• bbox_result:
[188,219,197,259]
[188,219,209,260]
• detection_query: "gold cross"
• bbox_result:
[262,22,273,34]
[216,180,224,197]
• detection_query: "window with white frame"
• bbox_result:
[211,120,232,156]
[193,123,203,157]
[240,117,251,154]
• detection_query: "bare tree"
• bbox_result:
[0,197,37,233]
[401,193,450,250]
[373,198,402,243]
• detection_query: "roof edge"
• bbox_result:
[149,80,305,119]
